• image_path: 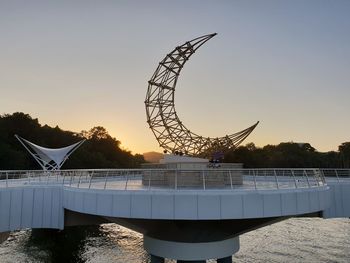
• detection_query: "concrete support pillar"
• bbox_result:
[144,235,239,262]
[151,254,165,263]
[217,256,233,263]
[0,232,10,244]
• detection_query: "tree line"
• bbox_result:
[224,142,350,168]
[0,112,349,169]
[0,112,145,170]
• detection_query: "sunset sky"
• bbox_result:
[1,0,350,154]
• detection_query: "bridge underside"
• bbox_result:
[65,209,321,242]
[64,209,322,262]
[106,216,286,242]
[65,209,286,241]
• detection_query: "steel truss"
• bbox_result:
[145,33,259,158]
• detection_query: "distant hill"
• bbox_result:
[143,151,164,163]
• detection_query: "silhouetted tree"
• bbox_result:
[0,112,348,170]
[339,142,350,168]
[0,112,145,169]
[224,142,343,168]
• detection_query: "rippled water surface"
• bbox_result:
[0,218,349,263]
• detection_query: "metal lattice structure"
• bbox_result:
[145,33,259,158]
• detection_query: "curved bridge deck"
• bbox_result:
[0,168,348,233]
[0,168,349,262]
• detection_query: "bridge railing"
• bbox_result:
[0,168,328,191]
[321,169,350,182]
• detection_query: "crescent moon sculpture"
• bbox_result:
[145,33,259,158]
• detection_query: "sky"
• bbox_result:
[1,0,350,154]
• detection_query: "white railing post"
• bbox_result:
[88,171,94,189]
[148,170,151,190]
[303,170,311,188]
[253,170,257,190]
[104,170,109,190]
[124,171,129,190]
[202,170,206,190]
[335,170,340,182]
[175,170,178,190]
[69,171,73,186]
[6,172,8,187]
[273,170,279,189]
[77,172,82,188]
[62,171,66,185]
[322,169,327,185]
[291,170,298,188]
[315,169,321,186]
[46,171,50,185]
[318,169,323,185]
[229,170,233,189]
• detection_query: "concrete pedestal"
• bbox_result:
[142,155,243,188]
[144,235,239,262]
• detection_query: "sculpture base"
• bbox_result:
[142,155,243,187]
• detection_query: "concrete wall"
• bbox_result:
[322,182,350,218]
[0,182,347,236]
[0,186,64,233]
[63,186,330,220]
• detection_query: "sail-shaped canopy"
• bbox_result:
[15,135,85,170]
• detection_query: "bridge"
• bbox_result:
[0,168,349,262]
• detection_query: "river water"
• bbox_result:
[0,218,349,263]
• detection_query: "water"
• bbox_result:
[0,218,349,263]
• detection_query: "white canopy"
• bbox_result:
[15,135,85,170]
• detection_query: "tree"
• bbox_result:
[224,142,333,168]
[339,142,350,168]
[0,113,145,169]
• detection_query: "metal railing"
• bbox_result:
[321,169,350,182]
[0,168,331,191]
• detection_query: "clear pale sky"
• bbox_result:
[1,0,349,154]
